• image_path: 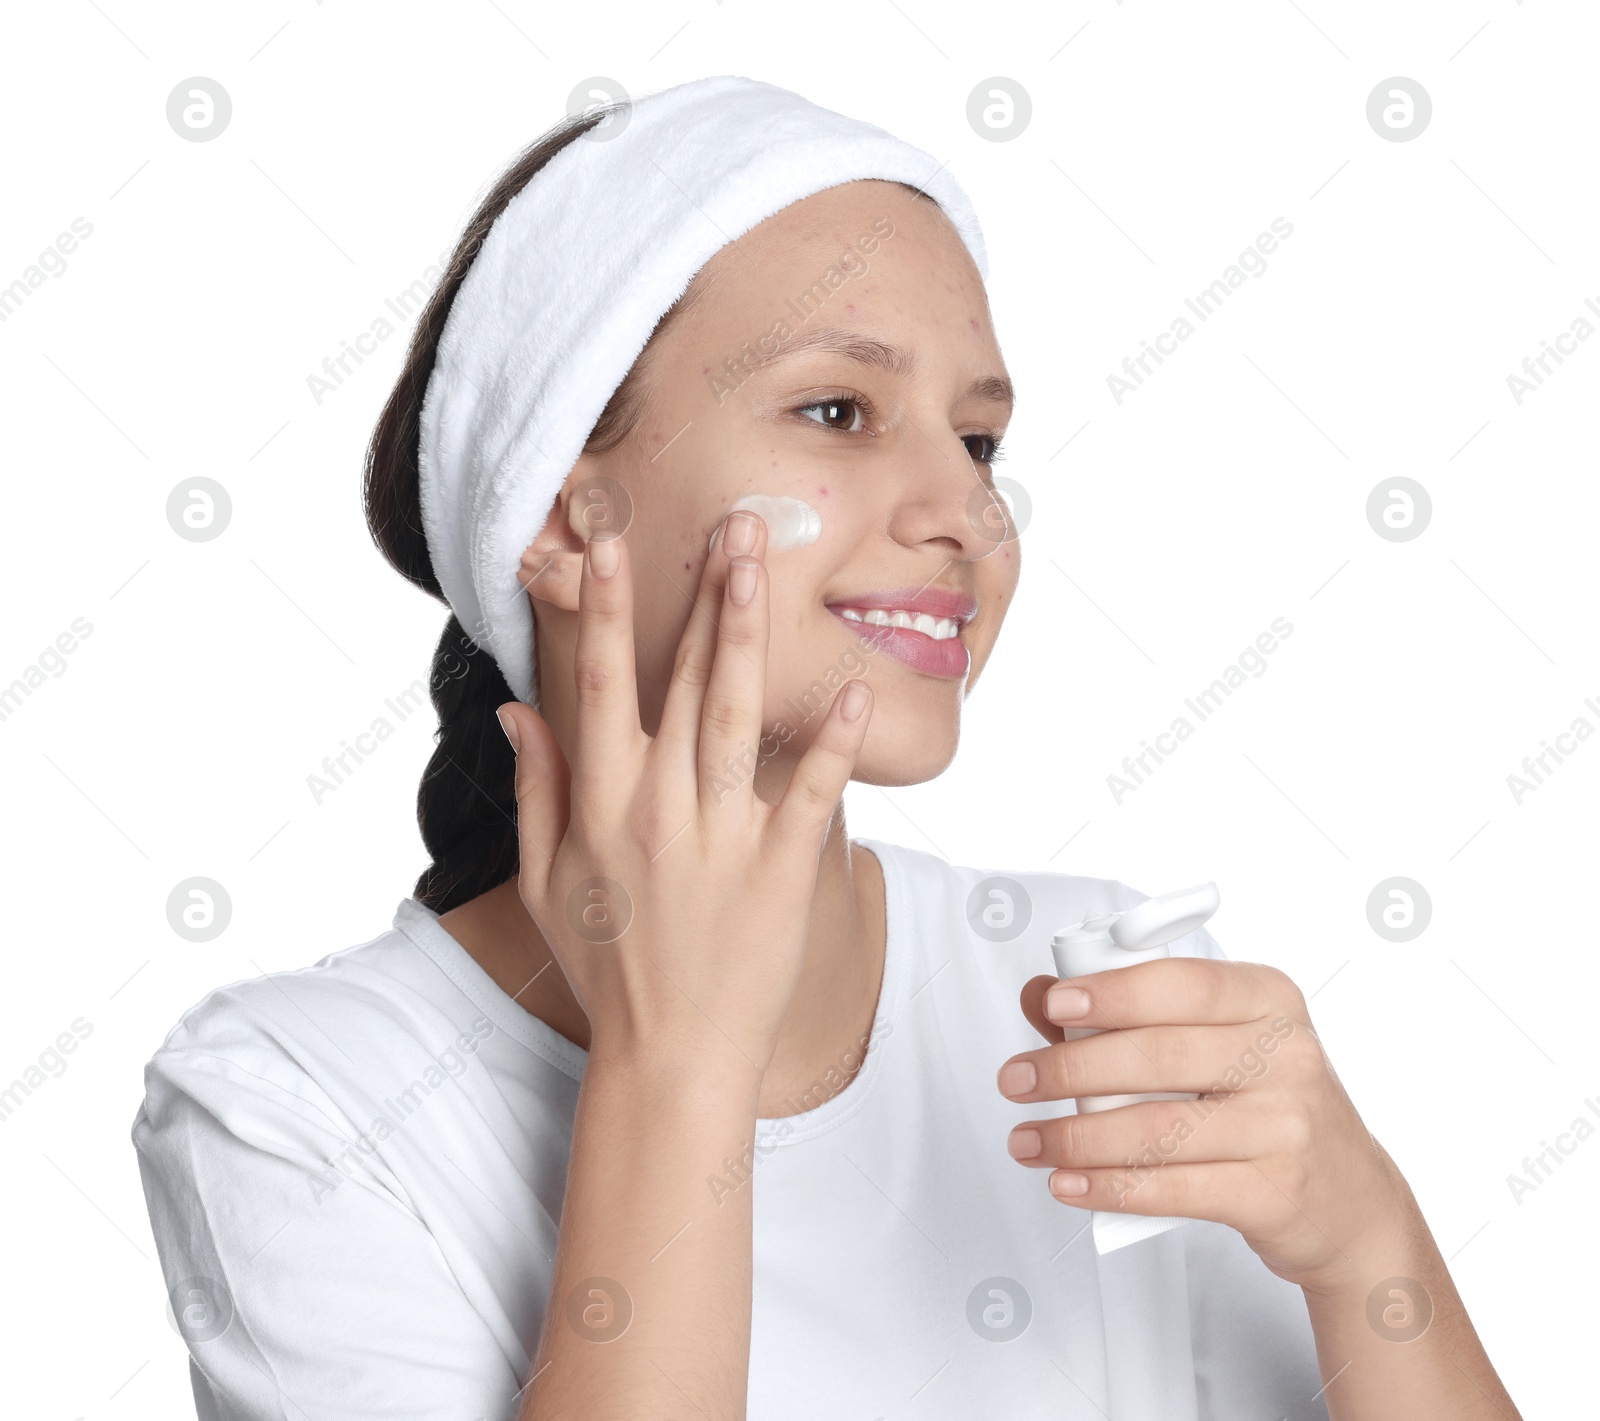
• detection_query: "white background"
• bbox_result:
[2,0,1594,1416]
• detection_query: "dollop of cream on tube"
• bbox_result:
[708,494,823,552]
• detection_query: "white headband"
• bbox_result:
[416,73,989,706]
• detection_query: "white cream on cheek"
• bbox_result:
[708,493,823,552]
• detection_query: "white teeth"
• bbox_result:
[835,607,963,640]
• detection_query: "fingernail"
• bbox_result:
[495,707,520,754]
[1046,985,1091,1021]
[723,511,757,556]
[997,1060,1036,1097]
[588,532,619,579]
[1007,1127,1041,1161]
[839,679,870,722]
[1050,1171,1090,1198]
[728,557,756,606]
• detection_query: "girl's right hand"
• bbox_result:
[494,510,874,1079]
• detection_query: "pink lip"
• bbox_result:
[826,586,979,622]
[825,586,976,681]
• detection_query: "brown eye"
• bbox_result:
[798,396,867,433]
[964,433,1006,465]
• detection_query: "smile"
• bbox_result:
[834,607,962,640]
[825,587,977,681]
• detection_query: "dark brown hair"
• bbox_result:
[364,101,934,912]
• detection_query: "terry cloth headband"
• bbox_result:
[416,72,990,707]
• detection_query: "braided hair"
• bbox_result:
[361,102,673,911]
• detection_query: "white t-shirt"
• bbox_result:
[132,837,1329,1421]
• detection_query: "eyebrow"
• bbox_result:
[758,324,1015,411]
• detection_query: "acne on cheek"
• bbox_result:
[708,493,823,552]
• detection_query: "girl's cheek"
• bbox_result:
[707,494,823,552]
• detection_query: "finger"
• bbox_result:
[696,550,770,813]
[570,531,643,814]
[1019,974,1066,1045]
[656,509,768,762]
[997,1018,1301,1104]
[1007,1091,1281,1172]
[494,701,572,901]
[765,679,872,855]
[1037,956,1300,1033]
[1039,1158,1269,1230]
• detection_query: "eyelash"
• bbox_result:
[795,390,1007,466]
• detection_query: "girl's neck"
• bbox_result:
[436,822,887,1119]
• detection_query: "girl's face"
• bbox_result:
[528,178,1018,790]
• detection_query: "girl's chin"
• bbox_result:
[745,728,956,801]
[849,725,960,788]
[755,671,962,785]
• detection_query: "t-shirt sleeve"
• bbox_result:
[131,1022,527,1421]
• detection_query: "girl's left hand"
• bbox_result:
[998,957,1411,1291]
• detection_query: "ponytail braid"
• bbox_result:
[362,102,651,913]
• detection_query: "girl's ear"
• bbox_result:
[518,482,588,612]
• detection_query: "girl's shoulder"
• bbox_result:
[131,903,484,1126]
[140,911,413,1054]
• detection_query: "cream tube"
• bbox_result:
[708,494,822,553]
[1049,882,1221,1254]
